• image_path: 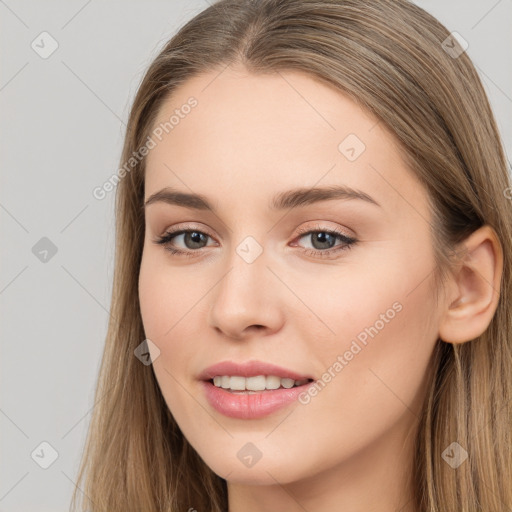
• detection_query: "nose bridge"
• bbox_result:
[208,234,283,337]
[215,235,269,311]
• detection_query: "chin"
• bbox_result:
[202,450,307,486]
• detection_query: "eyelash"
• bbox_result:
[152,224,357,259]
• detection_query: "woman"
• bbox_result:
[71,1,512,511]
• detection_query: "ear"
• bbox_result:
[438,225,503,344]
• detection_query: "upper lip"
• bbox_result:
[198,360,314,381]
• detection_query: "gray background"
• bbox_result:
[1,1,511,511]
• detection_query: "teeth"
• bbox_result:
[247,376,266,391]
[230,376,246,391]
[281,378,295,389]
[211,375,310,391]
[266,375,281,389]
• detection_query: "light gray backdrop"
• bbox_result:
[1,1,511,511]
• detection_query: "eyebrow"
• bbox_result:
[143,185,381,212]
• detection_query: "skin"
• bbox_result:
[138,64,502,512]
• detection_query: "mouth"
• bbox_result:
[207,375,315,394]
[199,360,316,417]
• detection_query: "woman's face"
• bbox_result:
[139,65,444,488]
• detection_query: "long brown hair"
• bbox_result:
[71,1,512,510]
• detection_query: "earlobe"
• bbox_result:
[438,225,503,344]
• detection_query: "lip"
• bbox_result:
[198,360,314,381]
[201,380,314,419]
[198,360,315,419]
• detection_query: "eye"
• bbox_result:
[153,226,216,257]
[292,224,357,258]
[152,223,357,259]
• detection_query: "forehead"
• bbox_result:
[144,66,424,217]
[148,66,380,158]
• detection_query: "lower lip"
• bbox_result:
[201,380,313,419]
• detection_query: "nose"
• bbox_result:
[208,246,285,340]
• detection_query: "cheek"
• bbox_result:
[138,254,201,421]
[281,271,439,480]
[139,268,168,341]
[299,237,437,359]
[313,246,439,424]
[138,250,201,341]
[138,249,209,390]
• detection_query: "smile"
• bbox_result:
[211,375,312,392]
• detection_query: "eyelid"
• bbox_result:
[294,222,355,240]
[159,222,217,239]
